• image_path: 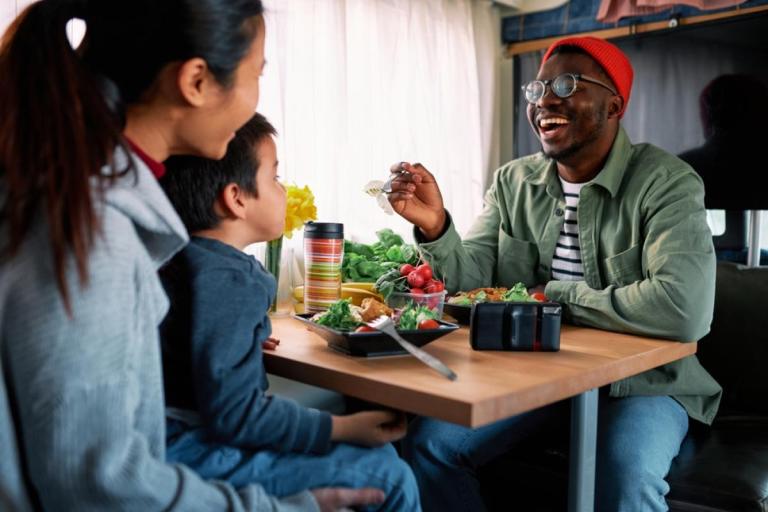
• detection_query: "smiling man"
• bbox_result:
[387,37,722,511]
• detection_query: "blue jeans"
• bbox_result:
[401,394,688,512]
[166,419,421,511]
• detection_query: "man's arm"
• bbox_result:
[416,183,506,293]
[189,268,332,454]
[545,170,716,341]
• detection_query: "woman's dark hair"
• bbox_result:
[0,0,264,311]
[161,113,277,233]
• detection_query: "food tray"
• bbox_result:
[293,314,459,357]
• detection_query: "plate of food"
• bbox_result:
[444,283,548,325]
[294,297,458,357]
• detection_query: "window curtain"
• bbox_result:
[258,0,499,247]
[252,0,502,297]
[0,0,17,36]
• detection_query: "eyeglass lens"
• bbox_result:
[524,74,578,103]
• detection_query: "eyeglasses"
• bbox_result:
[521,73,618,104]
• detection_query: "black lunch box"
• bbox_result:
[469,301,562,352]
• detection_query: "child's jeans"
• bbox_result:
[166,419,421,511]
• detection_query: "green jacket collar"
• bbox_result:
[523,127,632,199]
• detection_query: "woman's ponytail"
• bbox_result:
[0,0,127,311]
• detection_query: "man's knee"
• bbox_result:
[402,418,470,467]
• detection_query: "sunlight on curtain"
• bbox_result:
[0,1,15,37]
[258,0,488,247]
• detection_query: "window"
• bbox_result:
[707,210,726,237]
[258,0,489,245]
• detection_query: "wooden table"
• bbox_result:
[266,318,697,511]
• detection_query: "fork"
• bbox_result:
[381,169,411,194]
[367,315,458,381]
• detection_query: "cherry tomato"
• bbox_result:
[400,263,416,277]
[416,264,433,281]
[409,287,425,295]
[418,319,440,330]
[424,279,445,294]
[531,292,548,302]
[355,325,376,332]
[407,271,426,288]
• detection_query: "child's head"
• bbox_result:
[162,113,285,245]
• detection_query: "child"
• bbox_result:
[158,113,420,511]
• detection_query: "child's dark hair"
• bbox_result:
[0,0,264,310]
[161,113,277,232]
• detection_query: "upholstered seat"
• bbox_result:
[667,416,768,511]
[665,262,768,512]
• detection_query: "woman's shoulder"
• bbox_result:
[99,148,188,266]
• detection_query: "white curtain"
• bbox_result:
[0,2,13,36]
[251,0,502,299]
[259,0,498,248]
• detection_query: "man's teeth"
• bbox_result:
[539,118,569,128]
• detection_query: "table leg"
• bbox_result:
[568,388,598,512]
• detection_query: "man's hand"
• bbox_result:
[330,410,407,447]
[311,487,385,512]
[387,162,446,240]
[262,336,280,351]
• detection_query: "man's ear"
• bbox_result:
[607,95,625,119]
[176,57,212,108]
[218,183,248,220]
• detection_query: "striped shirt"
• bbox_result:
[552,178,586,281]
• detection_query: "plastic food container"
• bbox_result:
[386,290,447,319]
[469,301,561,351]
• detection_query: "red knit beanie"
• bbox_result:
[541,36,633,118]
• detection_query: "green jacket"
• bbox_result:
[420,127,722,424]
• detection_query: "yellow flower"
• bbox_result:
[283,184,318,238]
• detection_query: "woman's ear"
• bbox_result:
[218,183,248,220]
[176,57,212,107]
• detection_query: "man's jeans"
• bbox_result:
[401,393,688,512]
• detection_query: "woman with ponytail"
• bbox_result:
[0,1,384,510]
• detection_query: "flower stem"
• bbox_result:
[265,236,283,312]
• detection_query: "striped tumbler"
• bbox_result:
[304,222,344,313]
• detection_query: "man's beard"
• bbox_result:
[542,105,606,162]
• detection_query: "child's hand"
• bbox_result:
[330,410,407,447]
[311,487,385,512]
[262,336,280,350]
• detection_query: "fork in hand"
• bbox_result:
[367,315,458,381]
[381,169,411,194]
